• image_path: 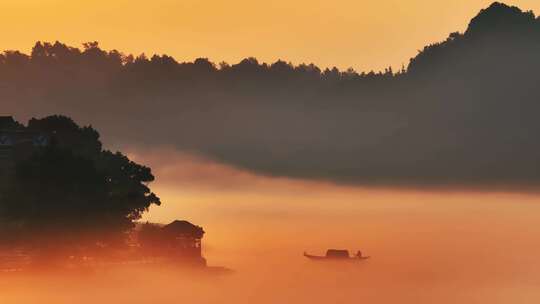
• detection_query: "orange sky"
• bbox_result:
[1,0,540,71]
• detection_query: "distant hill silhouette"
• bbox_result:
[3,2,540,190]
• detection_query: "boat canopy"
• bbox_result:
[326,249,350,258]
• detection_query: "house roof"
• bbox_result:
[0,130,49,147]
[162,220,205,239]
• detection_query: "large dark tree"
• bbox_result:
[0,116,160,258]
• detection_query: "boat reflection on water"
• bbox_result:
[304,249,370,262]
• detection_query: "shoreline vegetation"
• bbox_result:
[0,116,229,273]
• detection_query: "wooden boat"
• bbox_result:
[304,249,370,261]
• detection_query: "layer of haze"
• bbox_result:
[3,2,540,303]
[4,149,538,304]
[1,0,539,71]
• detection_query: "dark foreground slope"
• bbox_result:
[3,2,540,189]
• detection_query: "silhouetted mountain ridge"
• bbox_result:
[466,2,537,35]
[3,2,540,190]
[409,2,540,77]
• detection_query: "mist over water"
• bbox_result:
[3,193,540,304]
[4,151,538,304]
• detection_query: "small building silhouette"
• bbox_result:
[162,220,205,258]
[0,116,50,165]
[1,116,50,197]
[138,220,206,266]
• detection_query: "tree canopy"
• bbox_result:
[0,116,160,254]
[3,2,540,190]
